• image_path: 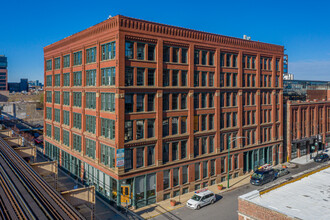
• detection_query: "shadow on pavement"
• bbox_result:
[136,204,183,220]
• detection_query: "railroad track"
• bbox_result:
[0,137,84,220]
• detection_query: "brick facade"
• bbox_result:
[43,15,284,208]
[286,100,330,161]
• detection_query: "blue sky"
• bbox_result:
[1,0,330,82]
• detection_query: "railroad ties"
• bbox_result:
[0,135,85,220]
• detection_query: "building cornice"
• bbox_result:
[44,15,284,55]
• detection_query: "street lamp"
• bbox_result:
[227,136,246,189]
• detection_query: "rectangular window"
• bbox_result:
[46,75,52,87]
[194,71,199,87]
[46,124,52,137]
[101,118,115,140]
[173,168,179,186]
[73,113,81,129]
[85,115,96,134]
[178,94,185,110]
[85,138,96,159]
[172,94,178,110]
[172,70,179,86]
[125,149,133,171]
[54,57,60,69]
[85,92,96,109]
[163,69,169,86]
[101,93,115,112]
[194,93,199,109]
[147,119,155,138]
[148,44,155,61]
[181,71,187,86]
[137,68,145,86]
[86,47,96,63]
[209,52,214,65]
[101,67,115,86]
[136,120,144,140]
[163,94,169,111]
[147,145,155,166]
[54,74,60,86]
[125,67,133,86]
[63,92,70,105]
[73,51,82,66]
[181,141,187,159]
[63,54,70,68]
[163,46,170,62]
[148,69,155,86]
[54,91,60,104]
[209,136,214,153]
[147,94,155,111]
[73,92,81,107]
[163,143,169,163]
[194,50,200,64]
[54,109,60,122]
[73,71,82,86]
[172,142,178,161]
[203,161,208,178]
[136,147,144,168]
[125,94,133,113]
[137,43,145,60]
[46,107,52,120]
[125,41,134,59]
[63,130,70,147]
[163,170,170,189]
[63,73,70,86]
[182,165,188,184]
[173,48,179,63]
[210,159,215,176]
[73,134,82,152]
[162,118,169,137]
[124,121,133,142]
[86,69,96,86]
[101,41,116,60]
[46,60,52,71]
[136,94,145,112]
[172,117,178,135]
[182,49,188,63]
[195,163,200,180]
[63,110,70,126]
[181,116,187,134]
[100,144,115,168]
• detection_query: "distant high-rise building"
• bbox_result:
[19,78,28,92]
[0,55,8,90]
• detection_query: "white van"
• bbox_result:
[186,189,216,210]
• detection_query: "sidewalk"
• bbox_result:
[133,173,253,219]
[291,149,330,165]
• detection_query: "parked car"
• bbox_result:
[314,153,330,163]
[274,168,290,178]
[186,189,216,210]
[250,168,275,186]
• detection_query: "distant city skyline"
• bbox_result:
[1,0,330,82]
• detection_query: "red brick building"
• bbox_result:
[43,15,284,208]
[285,100,330,161]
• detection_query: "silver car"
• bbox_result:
[274,168,289,178]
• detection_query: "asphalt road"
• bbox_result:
[151,161,321,220]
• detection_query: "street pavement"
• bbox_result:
[151,161,322,220]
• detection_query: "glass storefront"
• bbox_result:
[243,146,273,172]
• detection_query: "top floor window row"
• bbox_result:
[242,55,256,69]
[276,59,280,71]
[194,50,214,66]
[63,54,70,68]
[220,53,238,68]
[74,51,82,66]
[46,60,52,71]
[86,47,96,64]
[54,57,61,70]
[101,41,116,61]
[125,41,155,61]
[164,46,188,63]
[260,57,272,71]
